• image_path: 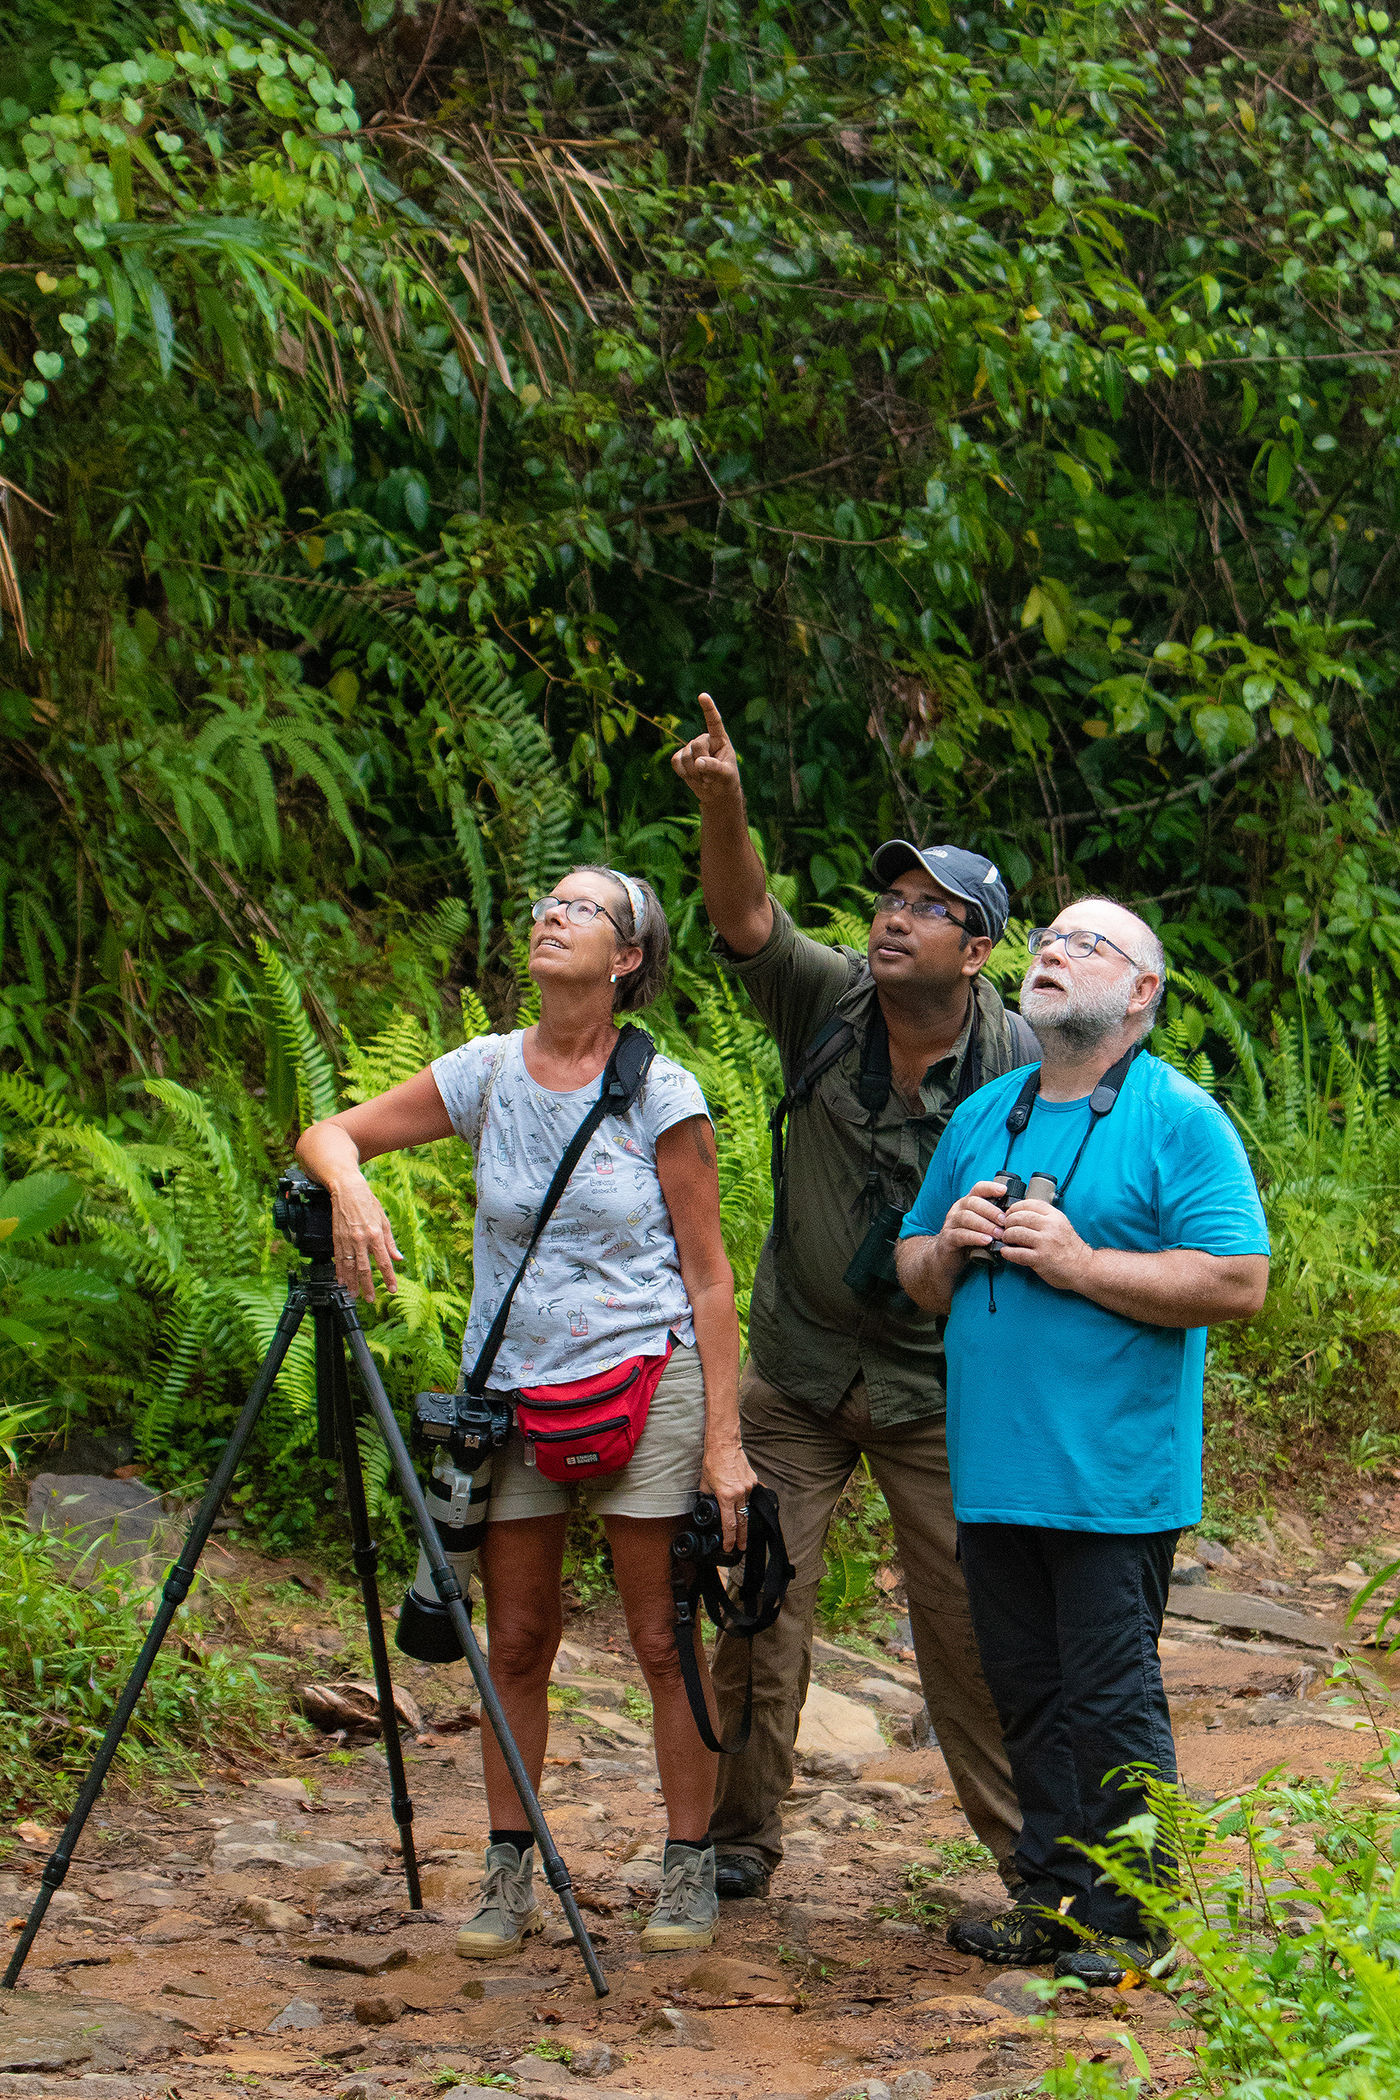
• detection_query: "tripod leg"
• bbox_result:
[2,1288,309,1990]
[335,1304,609,1999]
[317,1306,422,1910]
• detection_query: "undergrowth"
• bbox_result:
[0,1519,289,1815]
[1037,1756,1400,2099]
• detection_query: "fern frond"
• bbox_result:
[254,939,338,1127]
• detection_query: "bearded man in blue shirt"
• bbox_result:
[896,896,1269,1986]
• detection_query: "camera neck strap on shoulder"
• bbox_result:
[671,1483,794,1755]
[998,1038,1143,1200]
[463,1025,657,1398]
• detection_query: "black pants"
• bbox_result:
[958,1522,1179,1939]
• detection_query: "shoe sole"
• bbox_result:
[455,1909,544,1959]
[638,1920,718,1952]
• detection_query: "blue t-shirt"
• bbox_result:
[899,1053,1269,1534]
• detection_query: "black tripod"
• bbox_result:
[2,1179,608,1998]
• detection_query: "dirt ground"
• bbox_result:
[7,1482,1400,2100]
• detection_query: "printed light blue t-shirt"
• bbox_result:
[431,1031,710,1388]
[899,1052,1269,1533]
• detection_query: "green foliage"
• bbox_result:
[1188,972,1400,1455]
[1038,1766,1400,2099]
[0,1517,287,1813]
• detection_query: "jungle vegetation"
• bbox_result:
[3,0,1400,1529]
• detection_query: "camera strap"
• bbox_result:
[985,1040,1142,1312]
[462,1025,657,1397]
[670,1483,795,1754]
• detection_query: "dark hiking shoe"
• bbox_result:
[947,1902,1077,1966]
[1054,1929,1176,1986]
[714,1853,770,1900]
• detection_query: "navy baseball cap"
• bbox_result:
[870,840,1011,942]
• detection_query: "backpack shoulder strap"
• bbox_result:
[768,1010,856,1244]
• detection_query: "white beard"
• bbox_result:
[1020,965,1136,1054]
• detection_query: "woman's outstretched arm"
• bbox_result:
[295,1067,454,1301]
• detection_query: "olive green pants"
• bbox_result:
[708,1363,1020,1878]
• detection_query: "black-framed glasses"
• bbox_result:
[531,896,627,937]
[873,891,969,927]
[1028,926,1140,966]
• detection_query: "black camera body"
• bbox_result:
[968,1170,1058,1267]
[410,1386,512,1469]
[843,1200,916,1312]
[273,1167,335,1263]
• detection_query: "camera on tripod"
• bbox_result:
[273,1167,335,1262]
[968,1170,1059,1267]
[395,1385,513,1664]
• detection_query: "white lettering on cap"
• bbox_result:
[930,848,948,858]
[984,865,1000,884]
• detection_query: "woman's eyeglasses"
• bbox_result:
[531,896,628,937]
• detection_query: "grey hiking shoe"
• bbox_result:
[639,1841,719,1952]
[455,1841,544,1959]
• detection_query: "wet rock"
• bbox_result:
[266,1999,323,2033]
[301,1860,384,1900]
[137,1914,202,1945]
[212,1820,369,1873]
[980,1971,1046,2017]
[306,1943,410,1978]
[636,2006,715,2050]
[239,1895,303,1933]
[856,1678,924,1717]
[808,1790,867,1831]
[1189,1537,1242,1574]
[92,1874,181,1907]
[1171,1559,1209,1587]
[0,1997,192,2073]
[352,1997,406,2028]
[25,1476,181,1573]
[0,2081,148,2100]
[796,1683,888,1779]
[251,1777,314,1811]
[852,1781,917,1809]
[678,1956,795,2006]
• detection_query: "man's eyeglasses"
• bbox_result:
[531,896,627,937]
[1028,926,1141,967]
[873,891,969,928]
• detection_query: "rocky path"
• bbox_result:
[6,1494,1400,2100]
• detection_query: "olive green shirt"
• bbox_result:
[719,900,1035,1426]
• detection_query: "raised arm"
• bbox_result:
[295,1067,454,1302]
[672,692,774,958]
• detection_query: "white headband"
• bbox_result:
[608,869,647,936]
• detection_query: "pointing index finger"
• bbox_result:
[697,690,730,750]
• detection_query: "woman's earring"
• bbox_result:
[610,974,618,984]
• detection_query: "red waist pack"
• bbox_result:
[515,1336,674,1483]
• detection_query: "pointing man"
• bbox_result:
[673,694,1035,1900]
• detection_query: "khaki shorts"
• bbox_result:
[485,1342,707,1524]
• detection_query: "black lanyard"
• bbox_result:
[998,1039,1142,1204]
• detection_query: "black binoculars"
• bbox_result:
[968,1170,1059,1267]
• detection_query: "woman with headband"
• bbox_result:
[296,864,755,1958]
